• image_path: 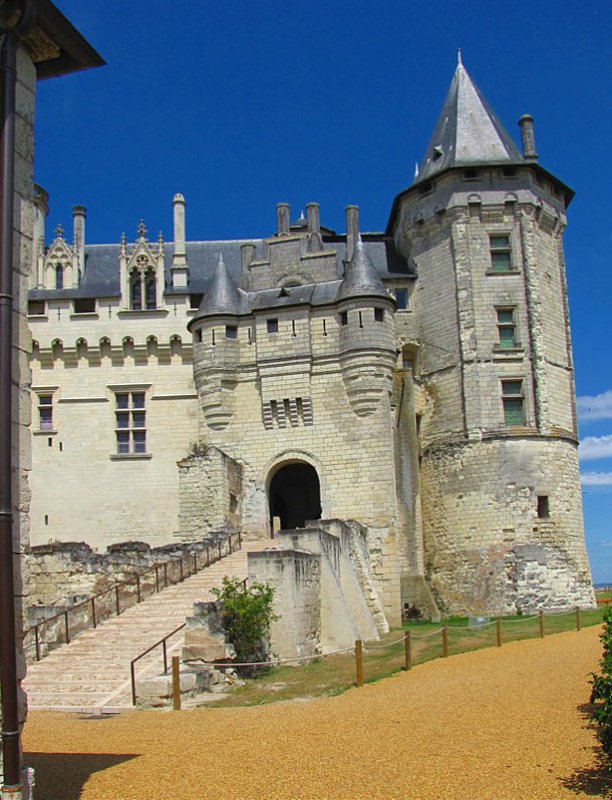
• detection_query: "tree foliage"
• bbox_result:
[211,576,278,672]
[590,605,612,757]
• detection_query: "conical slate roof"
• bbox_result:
[197,254,244,316]
[338,238,390,301]
[419,57,522,180]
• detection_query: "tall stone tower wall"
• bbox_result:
[392,167,594,613]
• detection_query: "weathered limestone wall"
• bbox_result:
[248,549,321,660]
[178,446,242,538]
[27,535,224,613]
[421,437,594,614]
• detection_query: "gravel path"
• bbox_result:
[23,625,611,800]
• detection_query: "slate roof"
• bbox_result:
[29,236,410,302]
[338,239,390,302]
[419,59,522,180]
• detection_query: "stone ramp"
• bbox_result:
[23,540,273,713]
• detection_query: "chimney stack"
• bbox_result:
[518,115,538,161]
[276,203,290,236]
[306,202,323,253]
[72,204,86,276]
[241,242,256,272]
[172,193,189,287]
[345,205,359,262]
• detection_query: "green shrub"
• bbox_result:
[590,605,612,756]
[211,576,278,674]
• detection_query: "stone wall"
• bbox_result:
[178,445,242,538]
[421,437,594,614]
[27,534,228,615]
[248,549,321,660]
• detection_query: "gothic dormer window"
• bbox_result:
[145,267,156,310]
[130,268,142,310]
[55,264,64,290]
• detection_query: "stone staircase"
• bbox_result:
[23,539,273,713]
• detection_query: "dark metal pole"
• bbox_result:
[0,24,21,789]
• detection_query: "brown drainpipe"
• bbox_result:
[0,1,35,789]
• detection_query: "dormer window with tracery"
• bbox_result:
[55,264,64,289]
[129,256,157,310]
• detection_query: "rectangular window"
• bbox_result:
[490,235,513,272]
[74,298,96,314]
[115,391,146,454]
[501,380,524,426]
[496,307,518,349]
[38,394,53,431]
[189,293,203,310]
[340,311,348,326]
[395,289,408,310]
[267,318,278,334]
[374,308,384,322]
[226,325,238,339]
[28,300,45,316]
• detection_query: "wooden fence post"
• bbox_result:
[172,656,181,711]
[404,631,412,671]
[442,627,448,658]
[539,610,545,639]
[576,607,581,631]
[496,618,502,647]
[355,640,364,687]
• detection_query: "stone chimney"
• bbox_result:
[72,204,86,276]
[241,242,256,271]
[518,115,538,161]
[306,202,323,253]
[171,193,189,288]
[276,203,290,236]
[345,205,359,262]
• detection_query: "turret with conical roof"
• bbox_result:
[189,254,244,431]
[418,54,522,181]
[338,237,391,302]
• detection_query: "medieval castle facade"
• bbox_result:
[26,60,595,620]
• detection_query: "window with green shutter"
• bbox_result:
[496,307,518,348]
[502,380,524,426]
[490,235,512,272]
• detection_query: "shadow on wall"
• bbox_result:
[24,751,139,800]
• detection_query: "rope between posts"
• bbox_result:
[364,635,408,649]
[545,608,576,616]
[502,614,540,624]
[190,645,355,669]
[446,620,497,630]
[411,627,444,639]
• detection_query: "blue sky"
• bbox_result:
[37,1,612,579]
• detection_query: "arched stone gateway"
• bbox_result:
[268,462,322,531]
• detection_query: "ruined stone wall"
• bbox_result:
[27,535,224,615]
[178,446,242,538]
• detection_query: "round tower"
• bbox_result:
[387,59,594,614]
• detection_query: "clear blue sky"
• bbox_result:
[37,1,612,580]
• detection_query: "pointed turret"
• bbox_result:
[419,57,521,181]
[197,254,244,317]
[338,237,389,301]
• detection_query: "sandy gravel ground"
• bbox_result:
[23,625,611,800]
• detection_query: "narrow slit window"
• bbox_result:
[340,311,348,326]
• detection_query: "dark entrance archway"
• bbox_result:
[269,462,322,530]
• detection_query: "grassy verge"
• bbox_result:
[201,606,605,709]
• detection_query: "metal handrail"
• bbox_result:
[129,575,249,705]
[130,623,186,705]
[26,530,242,660]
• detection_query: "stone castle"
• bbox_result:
[27,58,595,623]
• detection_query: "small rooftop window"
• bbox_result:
[432,146,444,162]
